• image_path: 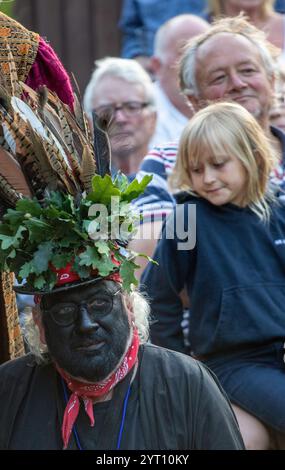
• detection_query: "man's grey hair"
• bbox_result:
[83,57,156,119]
[179,14,280,97]
[22,288,151,363]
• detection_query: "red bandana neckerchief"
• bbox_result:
[56,328,139,449]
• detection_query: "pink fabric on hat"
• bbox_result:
[26,37,74,111]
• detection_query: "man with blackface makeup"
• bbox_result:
[0,267,245,450]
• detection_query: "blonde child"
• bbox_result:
[142,102,285,449]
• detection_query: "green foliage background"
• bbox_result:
[0,1,15,18]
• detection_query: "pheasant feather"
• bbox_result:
[92,111,111,177]
[81,144,97,193]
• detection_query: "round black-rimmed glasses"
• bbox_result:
[43,287,122,327]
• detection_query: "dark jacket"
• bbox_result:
[142,196,285,356]
[0,344,244,450]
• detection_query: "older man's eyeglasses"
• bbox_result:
[43,288,122,326]
[93,101,150,118]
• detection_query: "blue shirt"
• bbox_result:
[119,0,207,58]
[275,0,285,13]
[119,0,285,59]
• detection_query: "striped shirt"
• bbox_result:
[132,142,177,223]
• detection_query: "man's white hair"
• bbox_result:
[22,288,151,363]
[83,57,156,119]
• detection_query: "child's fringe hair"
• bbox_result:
[169,101,278,221]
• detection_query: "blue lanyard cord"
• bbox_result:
[116,383,131,450]
[61,377,131,450]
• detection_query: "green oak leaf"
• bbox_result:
[33,242,54,274]
[76,266,91,279]
[24,218,52,242]
[119,258,140,292]
[34,275,46,290]
[16,198,42,217]
[121,174,153,203]
[94,254,115,277]
[0,225,27,250]
[95,240,110,256]
[78,247,114,277]
[3,210,26,226]
[87,174,121,205]
[44,206,61,219]
[78,246,100,268]
[18,260,35,280]
[51,252,73,269]
[73,259,91,279]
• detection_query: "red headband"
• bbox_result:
[34,256,122,304]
